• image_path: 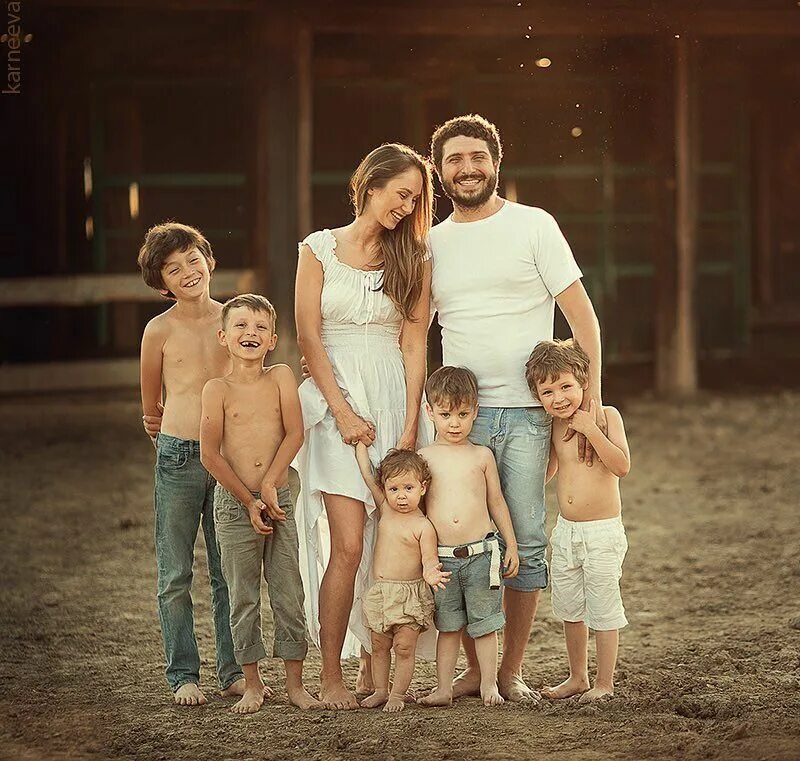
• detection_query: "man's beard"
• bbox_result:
[442,169,499,209]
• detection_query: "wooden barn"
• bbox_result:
[2,0,799,393]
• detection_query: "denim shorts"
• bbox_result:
[433,548,505,639]
[469,407,551,592]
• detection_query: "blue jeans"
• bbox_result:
[154,434,242,692]
[469,407,551,592]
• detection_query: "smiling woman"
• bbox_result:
[293,143,435,710]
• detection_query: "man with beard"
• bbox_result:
[428,114,603,703]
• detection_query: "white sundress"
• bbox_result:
[294,228,435,660]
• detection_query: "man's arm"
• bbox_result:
[555,280,605,464]
[140,319,165,445]
[482,449,519,578]
[568,403,630,478]
[354,441,385,509]
[258,365,304,520]
[199,380,272,535]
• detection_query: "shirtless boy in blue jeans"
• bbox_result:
[138,222,244,705]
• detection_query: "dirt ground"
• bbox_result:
[1,389,799,761]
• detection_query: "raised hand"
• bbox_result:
[424,562,451,591]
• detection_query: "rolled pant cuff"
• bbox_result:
[466,612,506,639]
[172,678,199,693]
[235,641,268,666]
[502,562,548,592]
[220,673,246,691]
[274,639,308,661]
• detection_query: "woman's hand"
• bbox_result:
[395,430,417,451]
[334,407,376,446]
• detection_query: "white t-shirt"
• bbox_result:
[430,200,582,408]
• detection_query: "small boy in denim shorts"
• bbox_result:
[526,339,631,703]
[200,294,321,714]
[417,367,519,708]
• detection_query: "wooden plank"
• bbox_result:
[0,270,254,307]
[0,358,141,394]
[670,35,699,394]
[296,24,314,241]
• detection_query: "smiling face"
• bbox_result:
[382,469,427,514]
[535,371,586,419]
[439,135,499,209]
[159,246,213,300]
[219,305,277,362]
[365,166,424,231]
[426,400,479,444]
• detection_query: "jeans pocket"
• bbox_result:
[523,408,552,439]
[156,447,188,470]
[215,503,242,525]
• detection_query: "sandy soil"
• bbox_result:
[1,390,799,761]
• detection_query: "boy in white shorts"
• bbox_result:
[525,339,631,703]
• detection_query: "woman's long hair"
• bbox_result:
[349,143,433,321]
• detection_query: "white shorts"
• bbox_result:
[550,514,628,631]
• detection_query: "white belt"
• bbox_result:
[438,534,502,590]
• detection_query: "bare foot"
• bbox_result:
[319,679,360,710]
[481,683,505,707]
[499,673,541,703]
[221,678,273,699]
[383,695,405,713]
[231,686,265,714]
[360,689,389,709]
[578,685,614,704]
[417,687,453,707]
[287,684,324,710]
[174,683,207,706]
[541,675,590,700]
[451,668,481,698]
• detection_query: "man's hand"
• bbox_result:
[259,484,287,522]
[300,355,310,380]
[424,562,451,591]
[143,402,164,440]
[562,394,606,466]
[247,499,274,536]
[503,545,520,579]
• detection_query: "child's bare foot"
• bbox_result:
[360,689,389,709]
[451,668,481,698]
[578,685,614,704]
[319,678,360,710]
[231,686,265,714]
[221,678,273,699]
[383,695,405,713]
[499,672,540,703]
[355,659,374,697]
[481,683,504,707]
[287,684,324,710]
[417,687,453,707]
[174,683,207,706]
[541,675,590,700]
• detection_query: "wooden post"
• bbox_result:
[251,12,271,298]
[755,108,773,309]
[296,24,313,240]
[669,35,699,394]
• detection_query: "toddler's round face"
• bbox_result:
[382,470,426,514]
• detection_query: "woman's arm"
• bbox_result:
[295,244,375,446]
[397,258,431,450]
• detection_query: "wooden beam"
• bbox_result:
[669,35,699,394]
[296,24,314,241]
[309,7,800,37]
[0,270,254,307]
[0,358,140,394]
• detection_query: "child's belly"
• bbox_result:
[372,542,423,582]
[556,472,622,522]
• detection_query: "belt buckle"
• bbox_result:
[453,545,469,559]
